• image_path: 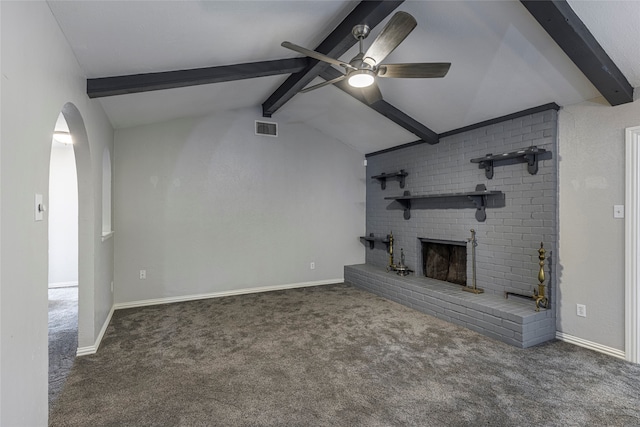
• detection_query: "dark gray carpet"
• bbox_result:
[49,283,640,426]
[48,287,78,408]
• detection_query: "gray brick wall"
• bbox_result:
[365,110,558,307]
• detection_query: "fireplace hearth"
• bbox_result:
[345,263,555,348]
[419,238,467,286]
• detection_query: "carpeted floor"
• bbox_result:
[49,283,640,426]
[48,287,78,408]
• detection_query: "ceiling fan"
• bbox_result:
[281,11,451,105]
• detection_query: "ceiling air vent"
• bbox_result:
[255,120,278,137]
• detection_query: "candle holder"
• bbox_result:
[394,248,412,276]
[533,242,548,312]
[386,233,413,275]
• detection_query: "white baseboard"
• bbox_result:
[556,331,626,360]
[114,279,343,310]
[76,305,115,357]
[78,280,340,356]
[49,281,78,289]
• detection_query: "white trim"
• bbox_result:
[48,281,78,289]
[556,331,626,360]
[114,279,343,310]
[76,305,115,357]
[625,126,640,364]
[101,230,114,242]
[76,280,341,356]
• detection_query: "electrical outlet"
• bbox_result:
[139,270,146,279]
[577,304,587,317]
[310,262,315,270]
[110,281,114,293]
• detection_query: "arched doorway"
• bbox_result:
[48,112,78,405]
[47,102,95,409]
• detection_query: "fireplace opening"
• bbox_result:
[420,238,467,285]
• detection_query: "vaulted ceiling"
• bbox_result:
[47,0,639,154]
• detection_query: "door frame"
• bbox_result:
[60,102,95,351]
[625,125,640,364]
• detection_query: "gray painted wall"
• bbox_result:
[114,109,365,304]
[365,110,558,302]
[0,2,114,424]
[558,94,640,351]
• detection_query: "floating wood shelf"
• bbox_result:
[371,170,408,189]
[359,233,391,250]
[385,184,503,222]
[470,146,548,179]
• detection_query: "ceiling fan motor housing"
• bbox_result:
[349,52,375,71]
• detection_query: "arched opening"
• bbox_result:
[48,112,78,406]
[47,103,95,409]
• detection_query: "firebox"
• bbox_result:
[419,238,467,286]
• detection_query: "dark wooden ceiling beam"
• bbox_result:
[261,1,404,117]
[520,0,633,106]
[87,58,309,98]
[320,68,439,144]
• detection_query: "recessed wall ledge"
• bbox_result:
[101,231,114,242]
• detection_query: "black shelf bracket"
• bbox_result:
[402,193,411,220]
[372,170,408,190]
[470,146,549,179]
[467,184,489,222]
[398,190,412,220]
[480,159,494,179]
[524,151,541,175]
[359,233,391,250]
[387,190,413,220]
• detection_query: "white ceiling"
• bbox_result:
[47,0,640,154]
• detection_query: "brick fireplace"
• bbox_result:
[345,107,558,348]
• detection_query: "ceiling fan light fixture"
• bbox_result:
[348,70,375,88]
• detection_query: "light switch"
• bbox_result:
[614,205,624,219]
[35,194,45,221]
